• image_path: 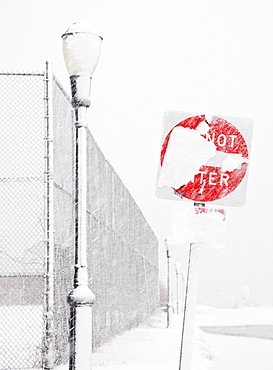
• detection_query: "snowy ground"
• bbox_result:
[4,304,271,369]
[196,305,273,369]
[55,305,273,370]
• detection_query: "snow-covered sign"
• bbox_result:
[156,111,253,207]
[170,204,226,249]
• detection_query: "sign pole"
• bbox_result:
[179,242,201,370]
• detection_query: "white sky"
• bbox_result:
[1,0,273,306]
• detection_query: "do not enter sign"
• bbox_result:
[156,111,253,207]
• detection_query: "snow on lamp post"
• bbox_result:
[164,238,172,328]
[62,21,102,370]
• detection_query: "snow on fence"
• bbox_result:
[0,69,159,369]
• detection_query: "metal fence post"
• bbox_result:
[43,61,55,369]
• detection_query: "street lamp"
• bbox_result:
[164,238,172,328]
[62,21,103,370]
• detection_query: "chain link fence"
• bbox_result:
[0,67,159,369]
[0,72,45,369]
[87,136,159,348]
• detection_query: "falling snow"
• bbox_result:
[52,306,273,370]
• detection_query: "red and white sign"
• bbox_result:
[156,111,253,207]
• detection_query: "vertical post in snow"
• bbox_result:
[179,243,201,370]
[165,238,172,328]
[43,61,55,369]
[175,262,181,315]
[176,268,179,315]
[167,248,171,327]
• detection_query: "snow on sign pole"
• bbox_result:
[156,111,253,207]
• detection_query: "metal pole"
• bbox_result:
[175,262,181,315]
[68,77,95,370]
[176,268,179,315]
[43,61,55,370]
[179,243,201,370]
[166,248,170,328]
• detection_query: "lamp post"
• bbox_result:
[62,21,103,370]
[164,238,172,328]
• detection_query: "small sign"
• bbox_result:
[156,111,253,207]
[171,204,226,249]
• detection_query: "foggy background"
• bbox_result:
[1,0,273,307]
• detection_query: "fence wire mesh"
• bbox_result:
[87,135,159,348]
[0,73,45,369]
[51,76,75,367]
[0,68,159,369]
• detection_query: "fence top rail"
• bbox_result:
[0,71,44,76]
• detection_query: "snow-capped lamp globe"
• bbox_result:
[62,20,103,108]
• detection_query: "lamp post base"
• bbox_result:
[69,303,93,370]
[69,284,95,370]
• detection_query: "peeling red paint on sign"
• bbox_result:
[157,113,253,206]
